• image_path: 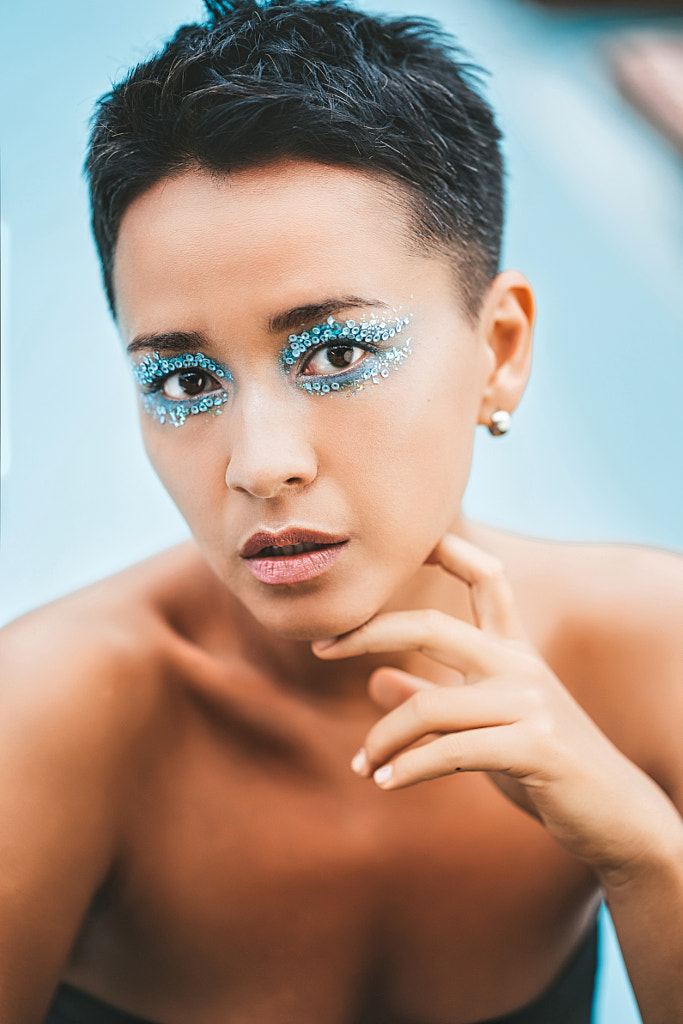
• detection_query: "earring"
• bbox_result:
[488,410,511,436]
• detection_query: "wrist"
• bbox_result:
[596,801,683,894]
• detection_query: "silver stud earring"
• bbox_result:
[488,410,511,436]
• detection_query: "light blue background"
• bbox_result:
[2,0,682,1020]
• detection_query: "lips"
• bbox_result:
[240,527,348,585]
[240,528,348,559]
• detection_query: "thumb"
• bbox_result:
[368,666,436,711]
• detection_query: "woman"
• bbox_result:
[1,2,681,1022]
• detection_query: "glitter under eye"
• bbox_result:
[131,351,233,427]
[279,314,413,395]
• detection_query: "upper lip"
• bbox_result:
[240,527,349,559]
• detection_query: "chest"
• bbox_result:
[96,706,599,1023]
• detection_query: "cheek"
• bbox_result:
[378,419,473,538]
[375,360,478,488]
[336,370,476,539]
[140,420,226,525]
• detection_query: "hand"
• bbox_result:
[312,533,676,880]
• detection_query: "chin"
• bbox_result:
[243,583,386,643]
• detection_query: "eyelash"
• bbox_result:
[281,316,412,395]
[131,315,413,426]
[132,352,232,427]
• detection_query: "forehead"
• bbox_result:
[112,161,445,338]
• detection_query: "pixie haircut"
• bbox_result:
[86,0,504,320]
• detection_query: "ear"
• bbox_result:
[475,270,535,427]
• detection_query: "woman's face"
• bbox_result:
[113,161,495,640]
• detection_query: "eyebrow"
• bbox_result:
[266,296,389,334]
[126,296,390,356]
[126,330,210,356]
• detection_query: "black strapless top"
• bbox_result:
[45,918,598,1024]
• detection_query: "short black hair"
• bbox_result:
[86,0,504,320]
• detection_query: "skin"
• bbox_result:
[114,162,502,643]
[0,161,681,1024]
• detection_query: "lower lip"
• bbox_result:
[244,543,346,585]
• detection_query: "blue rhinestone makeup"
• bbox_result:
[132,351,232,427]
[131,313,413,426]
[279,314,413,396]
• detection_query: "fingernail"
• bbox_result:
[373,764,393,786]
[313,637,336,652]
[351,748,368,775]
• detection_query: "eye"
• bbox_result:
[302,345,367,376]
[162,369,219,400]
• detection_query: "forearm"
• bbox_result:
[598,803,683,1024]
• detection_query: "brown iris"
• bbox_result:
[177,370,208,396]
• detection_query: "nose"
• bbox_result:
[224,389,318,498]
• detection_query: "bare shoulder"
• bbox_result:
[472,522,683,801]
[0,544,207,1016]
[502,530,681,653]
[497,528,681,624]
[0,542,209,764]
[470,520,681,638]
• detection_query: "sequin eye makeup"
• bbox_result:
[132,352,232,427]
[131,314,413,426]
[279,314,413,395]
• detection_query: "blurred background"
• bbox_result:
[1,1,682,1020]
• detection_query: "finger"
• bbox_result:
[312,608,507,679]
[368,666,437,713]
[427,533,526,641]
[370,724,525,790]
[355,682,521,777]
